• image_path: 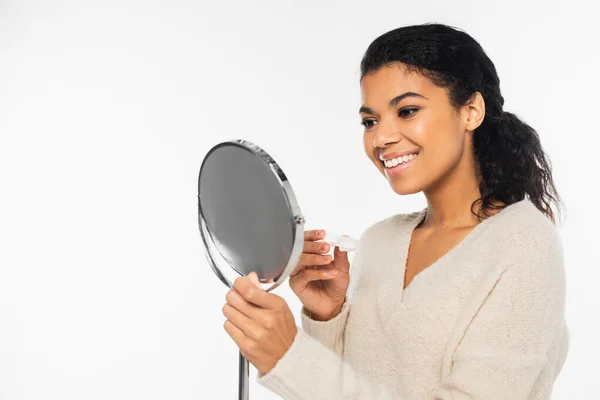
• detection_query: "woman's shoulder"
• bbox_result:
[474,199,564,276]
[487,199,562,252]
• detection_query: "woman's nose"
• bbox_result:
[373,123,402,148]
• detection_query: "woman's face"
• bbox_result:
[360,63,478,196]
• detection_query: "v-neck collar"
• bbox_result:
[375,199,529,329]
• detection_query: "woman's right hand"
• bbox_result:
[288,229,350,321]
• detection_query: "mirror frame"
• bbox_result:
[197,139,306,292]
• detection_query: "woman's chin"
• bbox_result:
[377,166,422,195]
[388,179,421,196]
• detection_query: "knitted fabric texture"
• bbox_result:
[257,199,569,399]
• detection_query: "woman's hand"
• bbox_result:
[222,272,298,377]
[288,229,351,321]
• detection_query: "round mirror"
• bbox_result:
[197,139,305,290]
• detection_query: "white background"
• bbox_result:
[0,0,597,399]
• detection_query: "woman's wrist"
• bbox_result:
[308,297,346,321]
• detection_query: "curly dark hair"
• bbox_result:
[360,23,562,224]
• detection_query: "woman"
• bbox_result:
[222,23,568,399]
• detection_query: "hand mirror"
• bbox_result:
[197,139,356,399]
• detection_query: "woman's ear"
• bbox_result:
[464,92,485,131]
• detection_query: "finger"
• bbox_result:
[233,276,283,310]
[304,240,330,254]
[333,245,350,266]
[334,244,350,260]
[300,252,332,267]
[248,271,261,288]
[290,264,323,278]
[290,253,332,277]
[304,229,325,241]
[222,302,263,341]
[292,267,338,284]
[223,319,255,356]
[225,287,263,320]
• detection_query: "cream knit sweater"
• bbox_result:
[257,199,569,399]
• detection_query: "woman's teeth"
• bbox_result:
[383,153,418,168]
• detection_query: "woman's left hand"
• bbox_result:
[222,271,298,376]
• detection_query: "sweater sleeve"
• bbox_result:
[298,297,350,358]
[256,237,567,399]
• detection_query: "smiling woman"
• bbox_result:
[254,23,568,400]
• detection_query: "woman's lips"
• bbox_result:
[383,153,418,177]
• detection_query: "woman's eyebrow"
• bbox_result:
[359,92,427,115]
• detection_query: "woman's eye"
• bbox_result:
[398,107,419,118]
[360,119,377,129]
[361,108,419,129]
